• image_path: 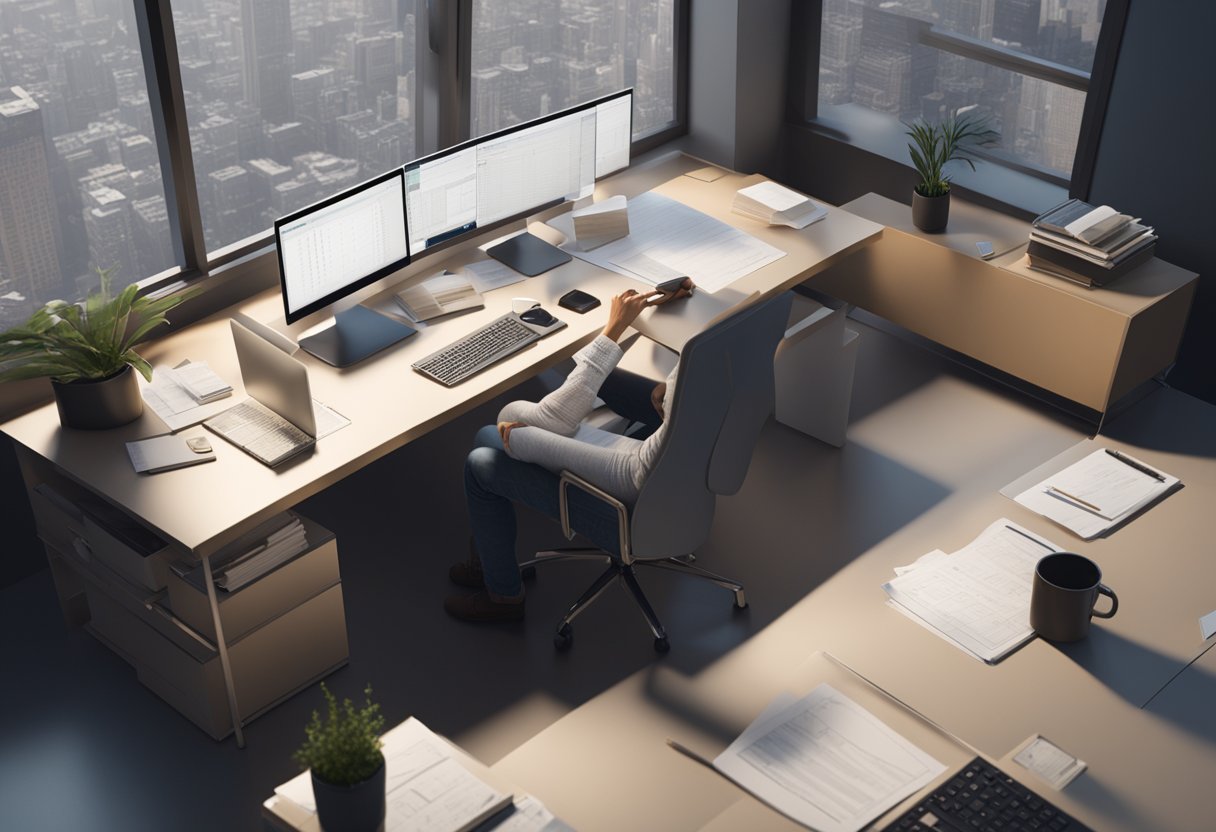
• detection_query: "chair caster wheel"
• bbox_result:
[521,565,536,581]
[733,600,748,611]
[553,624,573,651]
[733,591,748,610]
[653,636,670,654]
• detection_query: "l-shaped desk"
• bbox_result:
[0,151,883,746]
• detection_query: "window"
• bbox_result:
[814,0,1109,185]
[470,0,680,141]
[170,1,422,255]
[0,4,176,332]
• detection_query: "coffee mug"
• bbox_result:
[1030,553,1118,642]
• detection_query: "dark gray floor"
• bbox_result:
[0,323,1079,832]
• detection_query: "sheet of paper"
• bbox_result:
[893,549,949,576]
[1200,609,1216,640]
[713,684,945,832]
[738,181,809,212]
[312,400,350,439]
[1012,735,1087,790]
[273,769,316,812]
[684,165,727,182]
[883,520,1060,663]
[463,258,528,293]
[141,363,235,432]
[1014,447,1179,540]
[547,191,785,294]
[492,795,571,832]
[387,755,504,832]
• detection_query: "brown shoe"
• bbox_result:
[444,590,525,622]
[449,538,485,588]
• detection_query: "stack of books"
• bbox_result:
[731,181,827,229]
[1028,199,1157,287]
[214,516,309,591]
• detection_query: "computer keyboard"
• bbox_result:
[205,400,313,467]
[882,757,1092,832]
[412,313,542,386]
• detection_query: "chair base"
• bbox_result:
[518,548,747,652]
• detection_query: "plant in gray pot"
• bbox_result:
[294,683,387,832]
[0,267,196,430]
[904,112,991,233]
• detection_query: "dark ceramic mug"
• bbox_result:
[1030,553,1118,642]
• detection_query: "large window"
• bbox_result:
[0,1,176,332]
[815,0,1109,185]
[470,0,679,140]
[170,0,421,254]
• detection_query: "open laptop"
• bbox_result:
[204,319,346,467]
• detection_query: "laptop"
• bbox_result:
[204,319,344,467]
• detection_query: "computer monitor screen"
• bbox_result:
[276,168,409,323]
[404,145,477,256]
[595,89,633,178]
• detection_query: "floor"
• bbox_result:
[0,319,1091,832]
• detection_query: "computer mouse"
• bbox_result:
[520,307,557,327]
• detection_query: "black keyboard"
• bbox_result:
[882,757,1092,832]
[412,313,541,386]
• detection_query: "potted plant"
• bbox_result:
[904,112,990,233]
[0,267,196,430]
[294,683,387,832]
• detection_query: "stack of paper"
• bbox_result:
[883,519,1061,664]
[165,361,233,403]
[143,360,236,432]
[1013,447,1179,540]
[731,181,827,229]
[216,516,309,591]
[1027,198,1156,287]
[572,194,629,249]
[396,271,485,322]
[712,684,945,832]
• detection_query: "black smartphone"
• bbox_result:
[558,289,600,314]
[655,277,690,294]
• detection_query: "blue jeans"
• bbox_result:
[464,369,661,597]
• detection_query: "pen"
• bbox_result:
[1105,448,1166,482]
[1046,486,1103,514]
[666,738,716,771]
[1003,524,1056,552]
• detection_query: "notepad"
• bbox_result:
[127,434,216,474]
[396,271,485,322]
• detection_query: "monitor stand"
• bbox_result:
[298,305,416,367]
[486,232,572,276]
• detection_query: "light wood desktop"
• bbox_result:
[0,151,883,745]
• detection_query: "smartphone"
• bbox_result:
[655,277,690,294]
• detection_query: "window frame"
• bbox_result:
[789,0,1132,201]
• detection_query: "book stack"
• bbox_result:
[214,516,309,591]
[1028,199,1157,287]
[731,181,827,229]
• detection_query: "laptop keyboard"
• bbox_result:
[206,399,312,466]
[882,757,1092,832]
[412,314,540,386]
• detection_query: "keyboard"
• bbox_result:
[204,399,314,467]
[882,757,1092,832]
[412,313,543,386]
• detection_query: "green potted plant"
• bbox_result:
[0,266,196,429]
[294,683,387,832]
[904,112,990,232]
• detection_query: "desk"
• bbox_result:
[490,383,1216,831]
[0,151,882,744]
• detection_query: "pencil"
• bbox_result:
[666,738,716,771]
[1047,486,1102,513]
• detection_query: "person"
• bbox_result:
[445,280,694,621]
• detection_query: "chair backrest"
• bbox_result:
[629,292,792,558]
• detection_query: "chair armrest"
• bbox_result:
[558,470,632,561]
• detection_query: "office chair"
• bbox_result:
[518,293,793,652]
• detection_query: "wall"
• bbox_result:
[1086,0,1216,403]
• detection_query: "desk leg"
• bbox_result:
[202,554,245,748]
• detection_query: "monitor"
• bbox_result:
[275,168,416,366]
[594,89,633,178]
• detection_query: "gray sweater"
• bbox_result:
[499,335,676,501]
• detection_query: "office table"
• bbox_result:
[490,384,1216,831]
[0,151,882,745]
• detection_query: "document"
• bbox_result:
[1013,446,1179,540]
[142,361,235,432]
[547,191,785,293]
[713,684,945,832]
[883,519,1060,664]
[463,258,528,293]
[1012,735,1087,790]
[1200,609,1216,641]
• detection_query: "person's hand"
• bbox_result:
[651,278,695,306]
[498,421,526,452]
[650,382,667,418]
[602,288,663,341]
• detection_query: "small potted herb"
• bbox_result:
[904,112,990,232]
[294,683,387,832]
[0,266,196,429]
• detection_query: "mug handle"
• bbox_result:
[1092,584,1119,619]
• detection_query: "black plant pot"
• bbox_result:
[51,365,143,430]
[911,190,950,233]
[311,758,386,832]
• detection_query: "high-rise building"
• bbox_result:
[0,86,64,303]
[83,186,137,282]
[241,0,294,124]
[130,195,174,279]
